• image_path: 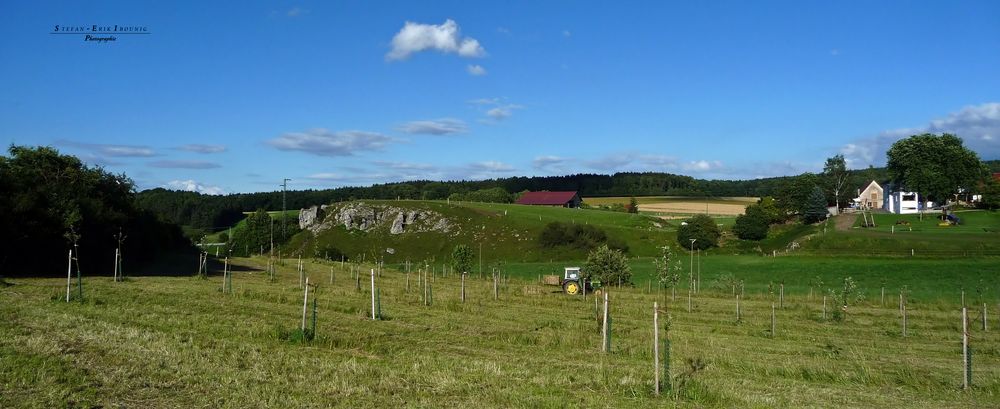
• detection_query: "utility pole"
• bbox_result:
[281,178,291,240]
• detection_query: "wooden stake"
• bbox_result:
[984,303,988,332]
[113,248,119,282]
[779,283,784,309]
[822,295,827,320]
[962,307,970,389]
[736,294,741,321]
[66,249,72,302]
[329,266,334,285]
[302,277,310,331]
[493,272,499,301]
[902,304,907,337]
[370,269,376,320]
[461,272,466,303]
[602,291,610,352]
[653,301,660,396]
[770,303,776,337]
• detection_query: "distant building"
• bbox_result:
[515,191,582,208]
[885,191,921,214]
[853,180,884,210]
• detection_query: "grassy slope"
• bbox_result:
[803,211,1000,256]
[286,200,673,263]
[2,256,998,407]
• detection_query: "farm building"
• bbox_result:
[853,180,884,210]
[515,191,582,208]
[885,191,921,214]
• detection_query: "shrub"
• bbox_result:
[733,205,769,241]
[451,244,473,274]
[584,245,632,285]
[538,222,627,253]
[676,214,720,250]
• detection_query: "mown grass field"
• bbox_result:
[2,255,998,408]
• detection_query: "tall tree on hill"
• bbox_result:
[802,186,829,224]
[676,214,720,250]
[627,196,639,213]
[230,209,272,256]
[886,133,986,204]
[823,154,849,209]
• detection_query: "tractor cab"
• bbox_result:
[564,267,581,281]
[561,267,599,295]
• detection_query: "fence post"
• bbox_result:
[736,294,741,321]
[779,283,784,309]
[962,307,970,389]
[823,295,827,320]
[370,269,376,320]
[301,277,309,331]
[494,271,499,301]
[770,303,776,338]
[602,291,610,353]
[461,272,466,303]
[902,304,907,337]
[66,249,73,302]
[653,301,660,396]
[984,303,988,332]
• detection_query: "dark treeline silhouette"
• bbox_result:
[1,146,191,276]
[136,168,900,231]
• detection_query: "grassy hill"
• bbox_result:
[283,200,674,263]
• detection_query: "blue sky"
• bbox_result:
[2,1,999,194]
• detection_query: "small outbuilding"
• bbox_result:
[515,191,582,208]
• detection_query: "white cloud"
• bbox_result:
[468,97,500,105]
[58,140,156,157]
[532,155,567,171]
[397,118,468,135]
[467,64,487,76]
[267,129,392,156]
[486,104,522,120]
[682,160,724,172]
[163,179,225,195]
[562,30,572,37]
[148,160,221,169]
[287,7,307,17]
[373,160,438,171]
[840,102,1000,167]
[386,19,485,61]
[468,160,514,172]
[177,144,226,154]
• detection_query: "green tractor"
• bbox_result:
[561,267,602,295]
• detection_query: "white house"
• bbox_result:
[853,181,883,210]
[885,191,920,214]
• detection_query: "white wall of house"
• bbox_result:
[886,191,920,214]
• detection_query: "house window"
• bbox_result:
[902,194,916,201]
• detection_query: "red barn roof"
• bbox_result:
[516,191,579,206]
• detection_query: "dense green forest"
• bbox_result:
[0,146,190,276]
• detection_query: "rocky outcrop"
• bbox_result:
[299,202,452,235]
[298,205,326,230]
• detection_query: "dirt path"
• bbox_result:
[833,213,857,231]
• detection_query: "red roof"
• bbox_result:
[993,172,1000,182]
[515,191,579,205]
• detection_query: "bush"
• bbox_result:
[584,245,631,285]
[538,222,628,253]
[676,214,720,250]
[733,205,769,241]
[451,244,473,274]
